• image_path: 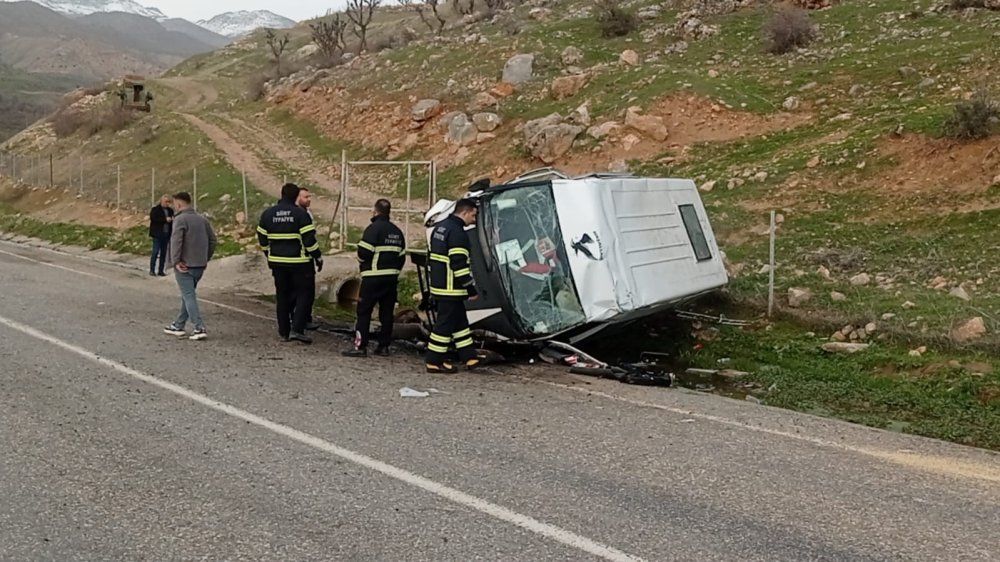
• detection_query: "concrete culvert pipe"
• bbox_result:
[334,276,362,306]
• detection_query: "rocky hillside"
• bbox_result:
[7,0,1000,347]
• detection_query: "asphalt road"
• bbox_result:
[1,240,998,562]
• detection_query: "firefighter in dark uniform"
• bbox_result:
[343,199,406,358]
[257,183,323,344]
[424,198,480,374]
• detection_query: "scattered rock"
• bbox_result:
[472,112,502,132]
[708,69,719,78]
[476,132,497,143]
[700,180,717,193]
[799,81,818,92]
[608,159,630,173]
[468,92,498,112]
[918,77,936,89]
[621,134,642,151]
[816,265,831,280]
[624,107,668,141]
[788,287,812,308]
[568,103,591,127]
[620,50,640,66]
[806,156,821,168]
[502,54,535,84]
[490,82,515,98]
[865,322,877,334]
[526,123,583,164]
[447,113,478,146]
[550,74,588,100]
[902,301,916,310]
[848,84,865,97]
[587,121,620,140]
[830,330,847,342]
[909,346,927,357]
[561,46,583,66]
[219,194,232,203]
[411,99,442,122]
[898,66,918,78]
[881,313,896,321]
[758,264,773,275]
[952,317,987,343]
[830,291,847,302]
[949,286,971,301]
[528,7,551,19]
[637,5,662,19]
[523,113,563,141]
[849,273,871,286]
[783,96,801,111]
[235,212,246,225]
[822,342,870,354]
[753,171,769,183]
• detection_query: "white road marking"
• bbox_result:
[5,238,999,484]
[0,313,645,562]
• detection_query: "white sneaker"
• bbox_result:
[189,329,208,341]
[164,325,186,337]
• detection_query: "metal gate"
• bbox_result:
[337,150,437,251]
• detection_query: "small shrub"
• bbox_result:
[944,91,1000,140]
[81,84,106,97]
[765,6,816,54]
[950,0,986,8]
[135,124,157,145]
[247,73,270,101]
[594,0,638,38]
[50,110,86,138]
[98,107,136,134]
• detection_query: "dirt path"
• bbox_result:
[177,113,338,220]
[158,77,219,113]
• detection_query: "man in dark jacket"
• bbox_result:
[149,195,174,276]
[258,183,323,344]
[343,199,406,358]
[424,198,479,374]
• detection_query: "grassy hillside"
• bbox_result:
[4,0,1000,448]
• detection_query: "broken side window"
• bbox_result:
[484,184,586,337]
[679,204,712,261]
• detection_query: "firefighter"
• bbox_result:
[257,183,323,344]
[342,199,406,358]
[424,198,480,374]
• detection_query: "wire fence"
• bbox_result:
[0,149,440,251]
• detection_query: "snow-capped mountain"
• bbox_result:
[0,0,167,19]
[197,10,296,39]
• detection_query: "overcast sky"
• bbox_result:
[152,0,347,22]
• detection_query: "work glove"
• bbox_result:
[315,257,324,272]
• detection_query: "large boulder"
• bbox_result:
[624,107,668,141]
[550,74,588,100]
[523,113,563,142]
[412,99,442,122]
[447,113,478,146]
[526,124,583,164]
[472,112,502,132]
[502,54,535,85]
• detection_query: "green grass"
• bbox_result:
[680,321,1000,450]
[0,203,243,258]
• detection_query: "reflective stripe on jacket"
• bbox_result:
[428,214,476,299]
[257,200,321,266]
[358,214,406,277]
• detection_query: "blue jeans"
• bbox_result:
[173,267,206,330]
[150,236,169,274]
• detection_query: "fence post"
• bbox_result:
[49,154,53,188]
[241,169,249,224]
[116,165,122,229]
[405,162,412,243]
[151,167,155,207]
[767,210,776,318]
[79,156,84,194]
[11,154,15,182]
[340,150,349,251]
[193,167,198,211]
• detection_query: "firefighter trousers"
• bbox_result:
[425,297,476,365]
[273,265,314,337]
[354,276,398,349]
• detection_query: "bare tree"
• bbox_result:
[310,14,349,60]
[264,29,291,75]
[482,0,508,11]
[346,0,381,54]
[399,0,448,34]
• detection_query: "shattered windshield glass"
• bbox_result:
[483,184,586,337]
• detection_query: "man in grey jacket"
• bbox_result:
[163,191,218,341]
